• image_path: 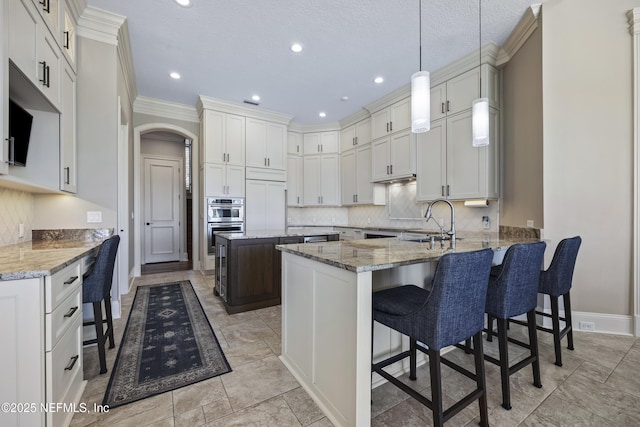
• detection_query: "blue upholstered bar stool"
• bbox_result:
[484,241,546,410]
[82,235,120,374]
[536,236,581,366]
[372,249,494,427]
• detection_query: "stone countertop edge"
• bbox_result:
[276,235,541,273]
[215,228,341,240]
[0,232,112,281]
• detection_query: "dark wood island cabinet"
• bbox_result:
[214,231,338,314]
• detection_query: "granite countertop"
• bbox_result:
[276,234,540,273]
[215,228,341,240]
[0,229,112,281]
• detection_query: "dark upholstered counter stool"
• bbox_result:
[82,235,120,374]
[372,249,494,427]
[534,236,581,366]
[484,241,546,410]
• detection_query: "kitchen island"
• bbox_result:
[276,234,539,427]
[213,228,339,314]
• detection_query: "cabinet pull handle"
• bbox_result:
[441,186,445,197]
[317,144,320,152]
[64,31,70,49]
[63,276,78,285]
[64,167,70,184]
[390,121,393,132]
[390,165,393,175]
[446,185,450,196]
[39,61,50,88]
[386,165,389,175]
[63,306,78,318]
[355,194,358,202]
[39,0,50,13]
[6,137,15,165]
[386,123,389,133]
[264,157,267,166]
[441,102,445,114]
[297,196,299,204]
[64,355,79,371]
[267,158,270,166]
[446,100,450,112]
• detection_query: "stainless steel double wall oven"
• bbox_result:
[206,198,244,254]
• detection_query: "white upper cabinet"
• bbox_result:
[303,154,339,206]
[341,144,384,206]
[246,118,286,170]
[303,131,339,154]
[371,97,410,140]
[204,163,245,197]
[417,109,500,201]
[61,6,76,67]
[431,65,500,121]
[340,118,371,151]
[287,131,303,155]
[59,61,76,193]
[202,110,245,166]
[287,154,303,206]
[371,129,415,182]
[35,0,60,39]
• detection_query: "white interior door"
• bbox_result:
[143,157,181,263]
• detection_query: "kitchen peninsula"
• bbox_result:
[213,228,339,314]
[276,234,538,427]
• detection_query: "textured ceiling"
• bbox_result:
[86,0,544,125]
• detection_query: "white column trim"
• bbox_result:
[629,7,640,337]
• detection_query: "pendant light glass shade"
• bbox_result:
[411,71,431,133]
[472,97,489,147]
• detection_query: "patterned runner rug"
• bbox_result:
[103,280,231,408]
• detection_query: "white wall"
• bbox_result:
[543,0,636,318]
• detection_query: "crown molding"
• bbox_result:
[496,5,541,66]
[117,20,138,106]
[364,83,411,115]
[197,96,293,125]
[77,6,126,45]
[291,122,342,133]
[287,123,305,133]
[629,7,640,35]
[66,0,87,23]
[134,96,199,123]
[339,108,371,128]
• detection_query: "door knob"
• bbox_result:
[146,222,152,225]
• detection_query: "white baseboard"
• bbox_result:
[572,311,634,336]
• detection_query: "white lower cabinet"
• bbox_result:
[0,258,86,427]
[303,154,340,206]
[417,108,500,201]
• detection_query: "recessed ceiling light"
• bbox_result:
[341,96,349,102]
[374,76,384,84]
[170,72,181,79]
[290,43,303,53]
[251,95,260,101]
[319,112,326,118]
[175,0,192,7]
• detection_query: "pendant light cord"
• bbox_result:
[419,0,422,72]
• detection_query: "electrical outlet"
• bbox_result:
[579,321,595,331]
[527,220,534,228]
[87,211,102,223]
[312,217,317,224]
[367,217,371,224]
[482,216,490,229]
[18,224,24,238]
[332,217,336,224]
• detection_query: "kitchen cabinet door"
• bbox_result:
[225,165,245,197]
[319,154,340,205]
[287,155,303,206]
[245,180,285,231]
[416,119,446,201]
[245,118,267,168]
[288,131,303,155]
[340,149,356,205]
[229,238,280,308]
[203,111,245,166]
[60,62,76,193]
[389,130,414,179]
[303,131,339,154]
[266,122,286,170]
[303,155,321,205]
[371,138,390,182]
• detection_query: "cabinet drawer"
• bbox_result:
[45,286,81,351]
[46,316,83,425]
[45,261,81,313]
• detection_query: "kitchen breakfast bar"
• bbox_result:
[276,234,537,427]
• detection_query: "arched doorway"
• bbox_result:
[133,123,200,276]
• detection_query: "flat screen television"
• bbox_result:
[8,99,33,166]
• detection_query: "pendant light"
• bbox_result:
[472,0,490,147]
[411,0,430,133]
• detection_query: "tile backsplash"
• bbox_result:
[0,187,35,246]
[288,182,500,233]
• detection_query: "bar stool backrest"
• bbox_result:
[539,236,582,297]
[422,248,494,350]
[83,235,120,303]
[489,242,547,319]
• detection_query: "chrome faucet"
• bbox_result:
[424,199,456,244]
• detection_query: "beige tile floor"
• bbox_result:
[71,269,640,426]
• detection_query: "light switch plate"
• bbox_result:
[87,211,103,223]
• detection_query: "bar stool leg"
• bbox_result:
[409,338,417,381]
[472,332,489,427]
[103,295,115,349]
[429,348,444,427]
[527,310,542,388]
[564,292,575,351]
[551,296,563,366]
[93,301,107,374]
[487,314,494,342]
[497,318,511,410]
